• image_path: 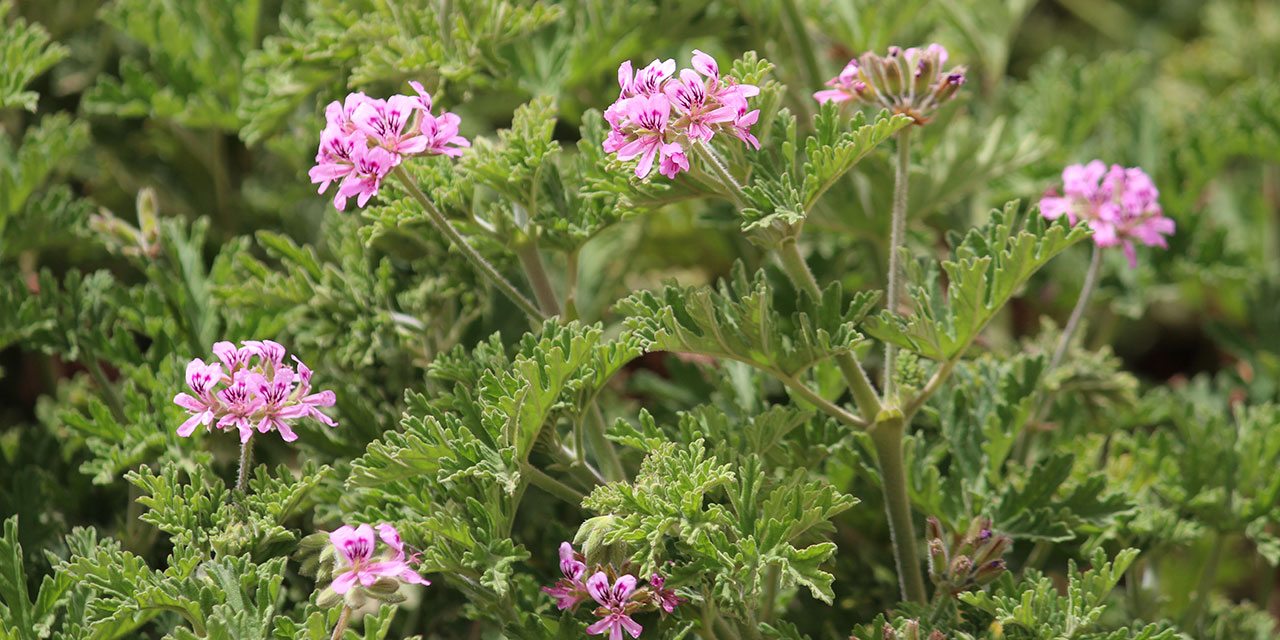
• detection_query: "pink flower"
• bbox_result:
[248,370,306,442]
[541,542,589,610]
[172,341,337,442]
[658,142,689,178]
[419,111,470,157]
[309,127,364,202]
[352,95,428,156]
[293,360,338,427]
[324,92,372,135]
[585,572,643,640]
[1040,161,1174,267]
[329,524,429,595]
[619,58,675,98]
[174,359,224,437]
[336,145,397,210]
[614,94,673,179]
[216,373,258,443]
[603,51,760,180]
[648,574,682,614]
[406,81,433,113]
[212,341,254,371]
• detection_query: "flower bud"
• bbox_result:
[927,539,948,584]
[974,560,1007,586]
[903,619,921,640]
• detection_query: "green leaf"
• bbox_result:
[865,201,1089,361]
[617,261,875,378]
[0,0,67,111]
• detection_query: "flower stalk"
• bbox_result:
[884,127,911,402]
[330,605,352,640]
[236,437,253,494]
[1048,243,1102,373]
[513,240,562,317]
[392,166,544,321]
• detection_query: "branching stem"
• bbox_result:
[694,142,748,208]
[521,462,585,504]
[392,167,544,321]
[586,402,626,482]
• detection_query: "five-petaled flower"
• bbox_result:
[603,51,759,180]
[541,542,590,610]
[173,340,337,443]
[814,43,966,124]
[585,572,643,640]
[310,82,469,210]
[1040,160,1175,267]
[329,523,430,595]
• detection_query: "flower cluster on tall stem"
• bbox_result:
[603,51,760,179]
[310,81,469,210]
[173,340,336,443]
[814,44,966,124]
[1040,160,1174,267]
[541,542,682,639]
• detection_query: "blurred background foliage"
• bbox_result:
[1,0,1279,638]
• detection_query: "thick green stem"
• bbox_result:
[586,403,626,482]
[759,564,781,625]
[1183,531,1226,630]
[514,241,561,317]
[884,128,911,402]
[521,462,585,504]
[1048,243,1102,373]
[392,167,544,321]
[330,605,352,640]
[236,437,253,494]
[694,142,748,208]
[776,240,884,423]
[871,418,928,604]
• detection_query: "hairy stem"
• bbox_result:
[759,564,781,625]
[520,462,585,504]
[779,372,865,429]
[694,142,748,208]
[776,240,884,423]
[392,167,544,321]
[1183,531,1226,630]
[586,402,626,482]
[871,418,928,604]
[514,240,561,317]
[330,605,352,640]
[1048,243,1102,373]
[884,128,912,402]
[236,437,254,494]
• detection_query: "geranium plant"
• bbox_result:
[2,2,1279,640]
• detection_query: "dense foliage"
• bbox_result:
[2,1,1279,639]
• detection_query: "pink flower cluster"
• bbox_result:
[602,51,760,179]
[173,340,336,443]
[542,543,681,639]
[814,44,966,124]
[329,523,430,594]
[309,82,469,210]
[1039,161,1175,267]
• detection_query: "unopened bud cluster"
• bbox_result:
[881,620,947,640]
[925,516,1011,594]
[814,44,966,124]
